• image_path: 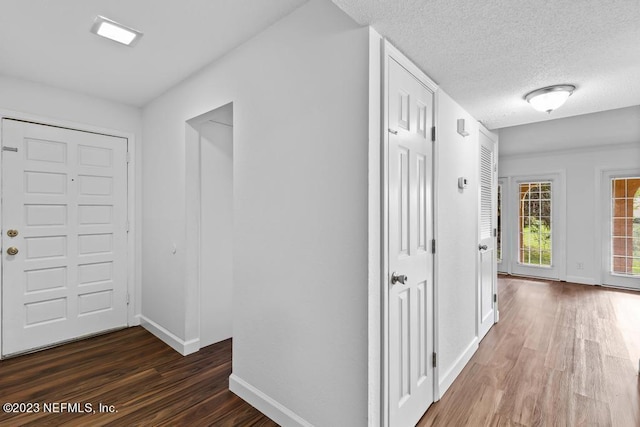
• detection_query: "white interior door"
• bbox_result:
[478,131,497,340]
[2,119,128,356]
[387,58,434,427]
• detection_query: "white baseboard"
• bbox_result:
[565,275,596,285]
[229,374,312,427]
[437,337,479,398]
[138,315,199,356]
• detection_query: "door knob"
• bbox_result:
[478,244,488,251]
[6,247,19,256]
[7,229,18,238]
[391,272,408,285]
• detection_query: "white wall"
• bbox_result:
[141,0,370,425]
[199,119,233,348]
[0,73,143,328]
[498,107,640,285]
[499,106,640,157]
[367,28,382,427]
[435,90,481,394]
[0,74,142,134]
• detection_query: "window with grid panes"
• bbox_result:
[611,177,640,276]
[519,182,552,266]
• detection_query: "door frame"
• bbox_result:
[381,40,439,427]
[497,178,509,274]
[0,110,138,358]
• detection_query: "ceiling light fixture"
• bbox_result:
[90,16,143,46]
[524,84,575,113]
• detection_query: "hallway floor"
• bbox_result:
[0,327,276,426]
[418,276,640,426]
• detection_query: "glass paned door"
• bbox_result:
[511,176,561,280]
[519,182,552,267]
[611,177,640,276]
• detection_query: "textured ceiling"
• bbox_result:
[331,0,640,129]
[0,0,307,107]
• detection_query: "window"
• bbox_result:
[519,182,552,267]
[611,177,640,276]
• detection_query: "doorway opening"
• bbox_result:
[186,103,234,349]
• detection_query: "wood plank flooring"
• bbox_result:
[2,276,639,426]
[0,328,276,426]
[418,276,640,427]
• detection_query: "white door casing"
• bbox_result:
[497,178,508,274]
[478,130,497,340]
[387,57,435,427]
[2,119,128,356]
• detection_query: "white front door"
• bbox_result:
[478,130,497,340]
[2,119,128,356]
[387,58,434,427]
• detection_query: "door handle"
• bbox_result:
[478,244,488,251]
[6,247,19,256]
[391,272,408,285]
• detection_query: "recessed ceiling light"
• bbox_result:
[524,85,576,113]
[90,16,143,46]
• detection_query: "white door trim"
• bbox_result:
[381,39,439,427]
[0,109,138,358]
[497,178,509,274]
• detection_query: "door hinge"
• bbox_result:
[431,126,436,142]
[126,293,130,305]
[494,294,497,303]
[432,352,437,368]
[126,152,131,163]
[431,239,436,254]
[126,221,130,233]
[493,228,497,237]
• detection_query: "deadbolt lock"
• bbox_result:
[6,247,19,256]
[7,229,18,238]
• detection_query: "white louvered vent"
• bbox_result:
[480,145,494,239]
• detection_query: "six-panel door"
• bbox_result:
[388,58,435,427]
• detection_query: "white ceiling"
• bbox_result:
[1,0,638,129]
[0,0,306,107]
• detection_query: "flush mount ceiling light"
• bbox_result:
[524,84,576,113]
[90,16,143,46]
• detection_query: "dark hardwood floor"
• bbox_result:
[2,276,639,426]
[0,328,277,426]
[418,276,640,426]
